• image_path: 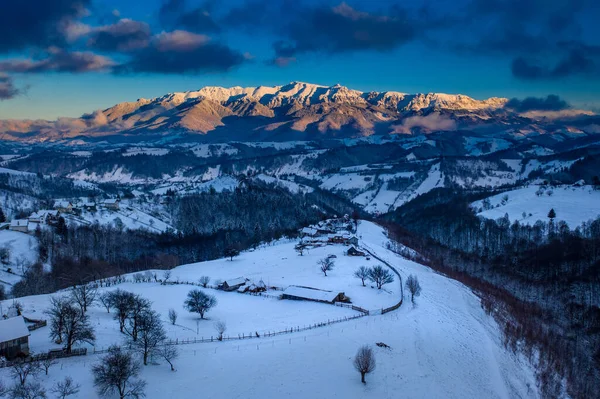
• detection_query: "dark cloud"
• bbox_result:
[453,0,600,79]
[272,3,415,60]
[512,51,597,80]
[0,74,21,100]
[0,0,91,53]
[88,19,152,52]
[159,0,220,33]
[505,95,570,112]
[114,31,244,74]
[0,49,114,74]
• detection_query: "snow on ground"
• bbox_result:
[168,239,398,311]
[151,176,239,195]
[320,173,374,191]
[0,221,537,398]
[64,206,173,233]
[0,167,36,176]
[464,137,512,156]
[68,167,148,184]
[123,147,170,157]
[189,144,239,158]
[472,185,600,227]
[0,230,38,289]
[255,174,313,194]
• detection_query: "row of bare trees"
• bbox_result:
[353,265,395,289]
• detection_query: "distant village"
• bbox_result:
[2,198,121,234]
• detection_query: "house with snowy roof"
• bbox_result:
[0,316,31,360]
[29,210,60,225]
[9,219,29,233]
[102,199,120,210]
[281,285,346,304]
[54,200,73,213]
[220,277,248,291]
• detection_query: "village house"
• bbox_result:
[0,316,31,360]
[54,200,73,213]
[281,285,346,304]
[220,277,248,291]
[347,246,366,257]
[28,210,60,225]
[9,219,29,233]
[103,199,120,211]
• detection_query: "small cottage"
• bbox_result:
[103,199,120,211]
[221,277,248,291]
[54,200,73,213]
[347,247,366,257]
[9,219,29,233]
[0,316,31,360]
[282,285,346,304]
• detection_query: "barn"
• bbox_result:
[221,277,248,291]
[0,316,31,360]
[281,286,346,304]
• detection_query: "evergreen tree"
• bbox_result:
[548,208,556,219]
[0,206,5,223]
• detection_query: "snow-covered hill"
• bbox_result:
[0,222,538,398]
[472,185,600,227]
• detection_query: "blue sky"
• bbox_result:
[1,0,599,120]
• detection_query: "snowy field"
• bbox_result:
[472,185,600,227]
[0,222,539,398]
[0,230,38,289]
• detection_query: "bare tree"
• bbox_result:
[214,321,227,341]
[294,243,308,256]
[0,379,7,396]
[6,381,47,399]
[41,357,57,375]
[93,346,146,399]
[124,295,151,342]
[368,265,394,289]
[110,290,135,333]
[158,344,179,371]
[98,292,114,313]
[353,345,376,384]
[184,289,217,319]
[405,274,422,304]
[353,266,370,287]
[70,284,97,313]
[45,296,70,344]
[162,270,171,284]
[10,358,41,386]
[198,276,210,288]
[54,301,96,353]
[131,309,166,366]
[224,246,240,261]
[318,257,335,277]
[168,308,177,325]
[51,377,80,399]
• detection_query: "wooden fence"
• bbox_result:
[359,245,404,315]
[0,348,87,368]
[90,312,366,355]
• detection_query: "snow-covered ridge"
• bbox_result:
[143,81,508,112]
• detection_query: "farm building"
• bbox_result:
[0,316,31,360]
[282,286,346,304]
[221,277,248,291]
[347,247,366,256]
[103,199,120,210]
[9,219,29,233]
[300,227,319,238]
[54,200,73,213]
[29,210,60,225]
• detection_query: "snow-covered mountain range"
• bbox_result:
[0,82,596,143]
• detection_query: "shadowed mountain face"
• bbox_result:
[0,82,596,143]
